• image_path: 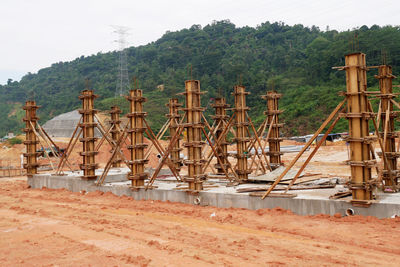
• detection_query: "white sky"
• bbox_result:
[0,0,398,84]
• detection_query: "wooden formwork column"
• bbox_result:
[110,105,122,168]
[182,80,205,191]
[126,89,148,188]
[79,90,99,180]
[376,65,399,188]
[345,53,374,203]
[22,100,40,176]
[166,98,183,172]
[262,91,283,169]
[233,85,251,181]
[211,97,230,174]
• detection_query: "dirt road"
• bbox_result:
[1,178,400,266]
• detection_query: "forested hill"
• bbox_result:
[1,20,399,137]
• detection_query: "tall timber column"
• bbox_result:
[345,53,374,203]
[79,90,98,180]
[211,97,230,174]
[262,91,283,169]
[126,89,148,188]
[166,98,183,172]
[110,105,122,168]
[182,80,205,191]
[23,100,40,176]
[376,65,398,188]
[233,85,251,181]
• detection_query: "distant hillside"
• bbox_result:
[0,20,399,136]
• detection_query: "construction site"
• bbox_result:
[2,52,400,266]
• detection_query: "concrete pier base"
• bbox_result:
[28,172,400,218]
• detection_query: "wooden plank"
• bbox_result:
[236,186,284,193]
[280,175,325,185]
[285,114,341,192]
[201,126,236,182]
[207,174,235,179]
[248,165,297,182]
[238,183,335,193]
[329,191,352,199]
[261,98,346,199]
[250,192,297,198]
[202,113,239,181]
[144,120,182,182]
[369,101,396,191]
[248,117,270,170]
[246,112,272,171]
[203,113,235,172]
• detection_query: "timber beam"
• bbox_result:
[126,89,149,188]
[181,80,206,191]
[233,85,252,181]
[22,100,40,176]
[344,53,375,204]
[78,90,99,180]
[165,98,183,172]
[375,65,399,189]
[110,105,122,167]
[211,97,230,174]
[261,91,283,169]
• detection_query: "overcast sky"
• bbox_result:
[0,0,398,84]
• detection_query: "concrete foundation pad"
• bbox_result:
[28,172,400,218]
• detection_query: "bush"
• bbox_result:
[8,137,23,145]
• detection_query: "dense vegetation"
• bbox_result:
[1,20,399,137]
[7,137,22,145]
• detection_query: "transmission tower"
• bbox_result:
[112,25,131,97]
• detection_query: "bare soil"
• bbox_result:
[0,135,365,179]
[0,177,400,266]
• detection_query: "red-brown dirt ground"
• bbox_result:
[1,177,400,266]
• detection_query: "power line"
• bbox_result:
[111,25,131,97]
